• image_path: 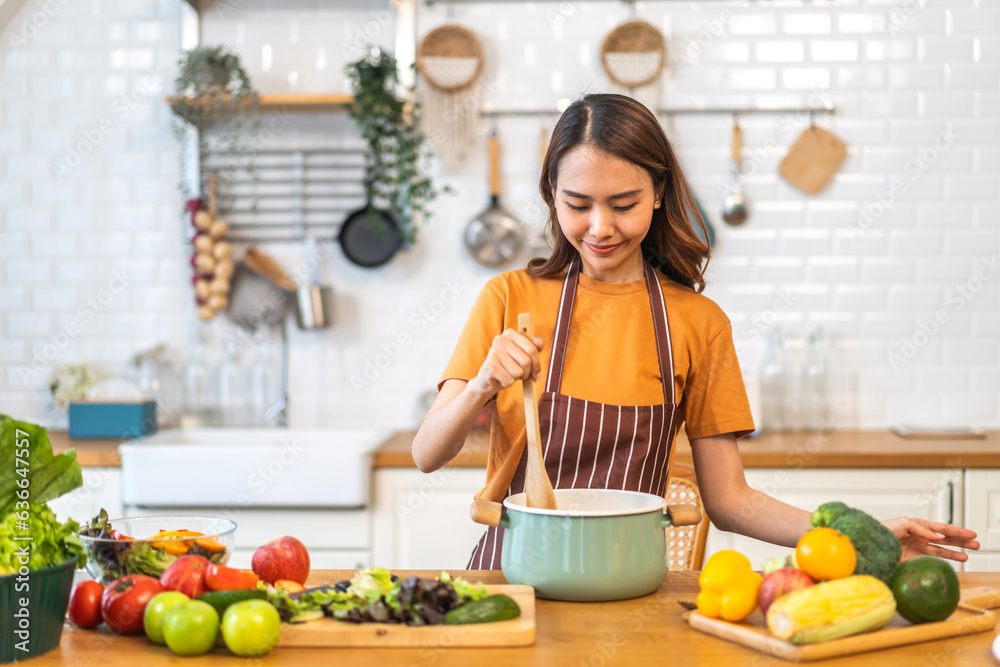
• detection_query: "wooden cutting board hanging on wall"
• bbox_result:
[779,125,847,195]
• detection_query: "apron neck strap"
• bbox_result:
[545,255,675,405]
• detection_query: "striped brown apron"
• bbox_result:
[468,256,678,569]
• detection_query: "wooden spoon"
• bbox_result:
[245,248,297,291]
[518,313,557,510]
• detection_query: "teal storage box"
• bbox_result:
[69,400,157,439]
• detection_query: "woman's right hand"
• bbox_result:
[468,329,545,398]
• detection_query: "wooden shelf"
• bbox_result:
[164,94,354,111]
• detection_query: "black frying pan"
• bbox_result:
[338,185,403,268]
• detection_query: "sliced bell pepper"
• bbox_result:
[150,529,206,556]
[205,564,259,591]
[194,536,226,553]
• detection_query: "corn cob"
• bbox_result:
[765,575,896,644]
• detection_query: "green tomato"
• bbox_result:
[221,599,281,657]
[163,600,220,656]
[143,592,189,645]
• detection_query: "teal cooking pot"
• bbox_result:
[471,488,702,602]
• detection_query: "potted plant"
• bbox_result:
[345,48,442,243]
[169,45,257,131]
[168,46,259,201]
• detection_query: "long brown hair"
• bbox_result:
[528,94,710,292]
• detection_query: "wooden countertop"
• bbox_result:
[51,428,1000,470]
[38,570,1000,666]
[379,428,1000,469]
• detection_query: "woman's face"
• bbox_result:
[553,145,659,283]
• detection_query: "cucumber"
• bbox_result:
[196,589,268,616]
[444,594,520,625]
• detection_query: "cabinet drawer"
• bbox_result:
[124,505,371,550]
[962,552,1000,573]
[965,470,1000,551]
[705,468,962,569]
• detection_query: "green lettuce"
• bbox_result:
[0,414,86,573]
[0,414,83,517]
[0,503,84,574]
[439,570,489,603]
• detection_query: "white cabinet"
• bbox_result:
[49,467,123,526]
[705,468,963,569]
[372,468,487,570]
[965,469,1000,572]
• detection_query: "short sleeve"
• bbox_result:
[437,281,506,390]
[681,322,755,440]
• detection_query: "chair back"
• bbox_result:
[665,462,709,571]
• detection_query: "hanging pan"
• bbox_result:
[338,182,404,268]
[464,132,525,266]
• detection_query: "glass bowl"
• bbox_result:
[78,515,237,584]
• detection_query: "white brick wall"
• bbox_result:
[1,0,998,431]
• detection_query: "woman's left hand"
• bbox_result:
[881,517,980,563]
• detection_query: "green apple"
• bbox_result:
[221,599,281,657]
[163,600,220,656]
[143,591,189,645]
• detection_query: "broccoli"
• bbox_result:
[810,501,902,585]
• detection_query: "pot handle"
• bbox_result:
[662,504,703,528]
[470,499,509,528]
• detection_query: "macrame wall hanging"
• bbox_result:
[416,24,485,171]
[600,20,666,113]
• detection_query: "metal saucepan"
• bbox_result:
[470,489,702,601]
[464,133,525,266]
[722,119,749,226]
[295,238,333,330]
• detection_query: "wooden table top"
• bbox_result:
[50,428,1000,470]
[38,570,1000,666]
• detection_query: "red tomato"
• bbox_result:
[101,575,165,635]
[68,581,104,628]
[205,564,260,592]
[274,579,305,593]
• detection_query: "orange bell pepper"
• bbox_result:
[150,529,206,556]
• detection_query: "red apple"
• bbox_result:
[758,567,815,615]
[160,554,211,598]
[251,536,310,585]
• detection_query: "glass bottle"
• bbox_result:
[759,327,788,433]
[219,336,250,427]
[250,329,277,427]
[801,327,832,432]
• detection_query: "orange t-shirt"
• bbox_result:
[439,267,755,503]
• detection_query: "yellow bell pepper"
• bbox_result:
[697,550,763,622]
[150,529,206,556]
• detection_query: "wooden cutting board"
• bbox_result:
[779,125,847,195]
[275,585,535,648]
[684,586,998,662]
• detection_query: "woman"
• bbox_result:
[413,93,979,570]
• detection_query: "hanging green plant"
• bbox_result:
[170,45,258,131]
[169,45,260,203]
[345,48,443,242]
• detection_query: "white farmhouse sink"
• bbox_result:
[120,428,391,508]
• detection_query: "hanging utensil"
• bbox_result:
[295,238,333,330]
[722,117,749,226]
[518,313,557,510]
[338,181,404,269]
[779,117,847,195]
[464,132,526,267]
[245,248,297,291]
